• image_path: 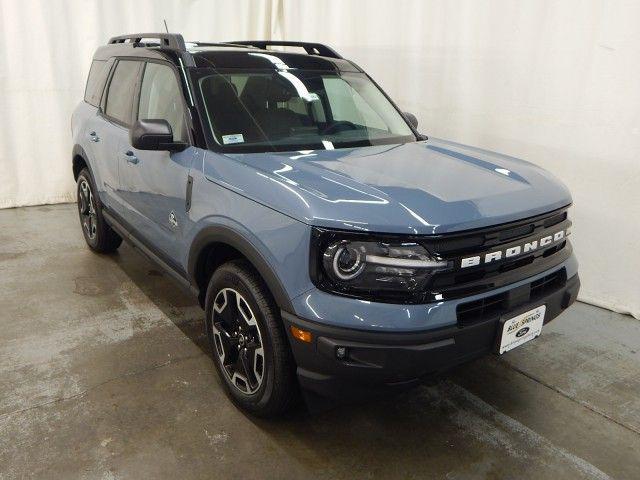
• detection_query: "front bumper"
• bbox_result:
[283,272,580,402]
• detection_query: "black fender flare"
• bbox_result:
[72,144,94,180]
[187,225,294,313]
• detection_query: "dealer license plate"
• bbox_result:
[498,305,546,354]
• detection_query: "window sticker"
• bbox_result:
[222,134,245,144]
[321,140,335,150]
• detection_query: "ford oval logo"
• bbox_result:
[516,327,530,338]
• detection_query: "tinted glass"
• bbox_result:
[105,60,140,125]
[197,69,415,152]
[84,60,108,107]
[138,63,187,142]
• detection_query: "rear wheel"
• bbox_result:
[77,168,122,253]
[205,260,298,417]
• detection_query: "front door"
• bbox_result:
[117,61,195,262]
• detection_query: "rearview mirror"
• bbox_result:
[404,112,418,129]
[130,119,187,152]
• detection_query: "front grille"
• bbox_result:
[457,291,507,326]
[498,223,534,242]
[425,210,567,256]
[456,268,566,327]
[422,208,571,300]
[530,269,566,298]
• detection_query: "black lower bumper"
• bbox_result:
[283,273,580,403]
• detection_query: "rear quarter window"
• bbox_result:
[84,60,109,107]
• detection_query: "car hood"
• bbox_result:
[205,138,572,234]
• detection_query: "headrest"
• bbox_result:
[265,79,294,102]
[241,76,295,106]
[201,77,238,98]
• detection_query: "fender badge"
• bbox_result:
[169,211,178,228]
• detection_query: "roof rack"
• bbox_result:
[228,41,342,59]
[106,35,343,60]
[186,41,254,49]
[108,33,186,51]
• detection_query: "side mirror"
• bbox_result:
[130,119,187,152]
[404,112,419,129]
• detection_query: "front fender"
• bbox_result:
[187,224,297,312]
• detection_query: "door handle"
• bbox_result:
[124,151,139,165]
[88,131,100,142]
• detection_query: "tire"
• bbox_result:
[76,168,122,253]
[205,259,298,417]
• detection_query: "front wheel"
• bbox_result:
[205,260,298,417]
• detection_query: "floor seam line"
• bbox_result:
[0,352,207,420]
[444,380,613,480]
[500,359,640,436]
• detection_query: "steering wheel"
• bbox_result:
[321,120,359,135]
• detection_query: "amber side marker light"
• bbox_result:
[290,325,312,343]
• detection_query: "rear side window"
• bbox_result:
[105,60,140,126]
[84,60,109,107]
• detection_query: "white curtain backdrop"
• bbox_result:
[280,0,640,319]
[0,0,279,208]
[1,0,638,318]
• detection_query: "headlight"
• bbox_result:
[310,228,451,303]
[328,242,366,280]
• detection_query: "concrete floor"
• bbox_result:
[1,204,639,480]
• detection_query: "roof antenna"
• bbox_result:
[163,19,169,33]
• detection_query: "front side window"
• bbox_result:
[138,63,187,142]
[105,60,140,125]
[196,69,415,152]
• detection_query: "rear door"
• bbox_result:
[117,60,195,262]
[81,59,114,203]
[98,59,143,217]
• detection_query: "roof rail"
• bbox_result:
[108,33,186,51]
[228,41,342,59]
[186,41,254,49]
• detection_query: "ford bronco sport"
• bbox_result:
[71,33,579,416]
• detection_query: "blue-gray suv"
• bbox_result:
[71,33,580,416]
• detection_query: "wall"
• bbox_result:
[0,0,278,208]
[279,0,640,318]
[0,0,638,317]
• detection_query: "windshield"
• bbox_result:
[195,69,416,152]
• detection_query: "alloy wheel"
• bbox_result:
[78,179,97,240]
[212,288,265,394]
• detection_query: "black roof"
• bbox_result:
[191,50,361,72]
[93,33,361,72]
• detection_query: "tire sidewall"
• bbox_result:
[76,170,100,249]
[205,265,280,412]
